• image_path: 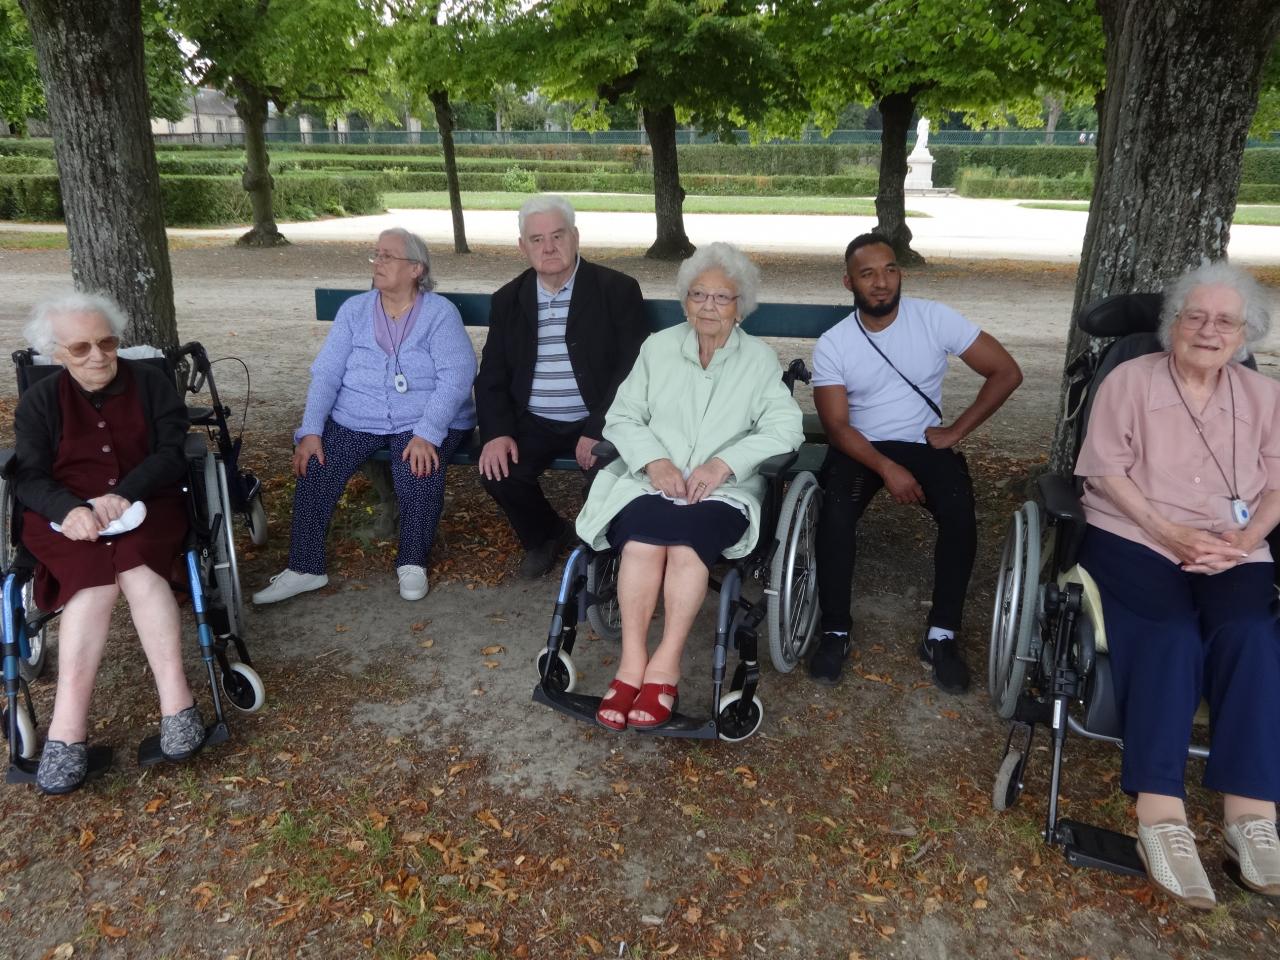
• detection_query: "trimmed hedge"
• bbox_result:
[1241,151,1280,185]
[1238,183,1280,203]
[0,173,383,225]
[0,155,54,174]
[155,153,633,176]
[0,139,56,157]
[955,168,1092,200]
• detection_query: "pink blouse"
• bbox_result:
[1074,352,1280,563]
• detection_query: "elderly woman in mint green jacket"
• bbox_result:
[575,242,803,732]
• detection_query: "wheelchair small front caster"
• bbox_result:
[717,689,764,742]
[992,748,1026,811]
[2,704,37,760]
[246,493,269,547]
[222,662,266,713]
[534,649,577,694]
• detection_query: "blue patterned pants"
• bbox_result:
[288,419,468,574]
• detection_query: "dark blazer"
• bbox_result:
[14,359,189,524]
[475,259,648,444]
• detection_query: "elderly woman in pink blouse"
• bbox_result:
[1074,262,1280,910]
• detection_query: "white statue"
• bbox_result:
[916,117,930,151]
[905,117,935,190]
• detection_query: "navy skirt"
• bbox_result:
[606,494,749,568]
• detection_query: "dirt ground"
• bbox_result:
[0,239,1278,960]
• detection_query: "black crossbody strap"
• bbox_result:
[854,311,943,420]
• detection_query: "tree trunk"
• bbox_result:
[430,89,469,254]
[1044,94,1063,145]
[874,90,924,266]
[18,0,176,348]
[1048,0,1280,471]
[234,83,287,247]
[642,103,694,261]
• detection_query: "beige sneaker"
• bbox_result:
[1137,820,1216,910]
[1224,815,1280,896]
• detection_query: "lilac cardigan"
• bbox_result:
[296,290,477,445]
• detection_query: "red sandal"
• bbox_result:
[627,682,679,729]
[596,678,640,731]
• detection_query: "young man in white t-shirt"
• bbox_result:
[808,234,1023,694]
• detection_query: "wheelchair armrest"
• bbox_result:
[758,451,799,480]
[591,440,620,466]
[1037,473,1084,525]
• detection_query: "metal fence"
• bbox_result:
[147,128,1280,149]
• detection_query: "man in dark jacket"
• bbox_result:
[476,195,648,577]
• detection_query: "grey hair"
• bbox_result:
[23,291,129,355]
[675,242,762,319]
[517,194,576,236]
[378,227,436,292]
[1158,260,1272,362]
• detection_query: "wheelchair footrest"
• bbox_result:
[532,684,718,739]
[1054,818,1145,877]
[7,744,113,786]
[137,722,230,767]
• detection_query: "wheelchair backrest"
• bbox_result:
[11,349,173,398]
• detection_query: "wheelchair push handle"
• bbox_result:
[782,359,812,394]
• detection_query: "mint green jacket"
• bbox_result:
[574,323,804,559]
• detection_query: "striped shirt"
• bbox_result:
[529,258,588,422]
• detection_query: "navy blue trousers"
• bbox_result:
[288,419,468,574]
[1079,526,1280,802]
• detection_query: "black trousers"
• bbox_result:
[816,441,977,634]
[481,411,592,548]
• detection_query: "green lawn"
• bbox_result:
[1018,200,1280,226]
[384,191,927,218]
[0,230,67,249]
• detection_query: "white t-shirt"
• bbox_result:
[811,297,980,443]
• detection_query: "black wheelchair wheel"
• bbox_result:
[987,501,1042,719]
[17,580,52,683]
[766,471,821,673]
[221,661,266,713]
[585,552,622,642]
[534,649,577,695]
[992,749,1026,812]
[717,689,764,742]
[2,703,37,760]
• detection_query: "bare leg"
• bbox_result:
[118,565,194,717]
[1137,792,1188,826]
[600,542,666,727]
[632,546,707,723]
[1224,795,1278,823]
[46,584,119,743]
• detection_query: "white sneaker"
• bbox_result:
[1224,815,1280,896]
[252,569,328,605]
[1137,820,1216,910]
[397,565,428,601]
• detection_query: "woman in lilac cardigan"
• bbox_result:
[254,228,477,604]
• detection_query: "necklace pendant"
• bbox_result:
[1231,498,1250,526]
[394,373,408,394]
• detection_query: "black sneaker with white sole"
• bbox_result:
[919,635,970,694]
[808,632,852,686]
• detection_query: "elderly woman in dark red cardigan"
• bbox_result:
[14,293,203,795]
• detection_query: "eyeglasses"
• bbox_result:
[688,290,738,307]
[57,336,120,359]
[368,252,415,265]
[1178,311,1244,335]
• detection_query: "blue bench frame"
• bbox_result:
[313,288,842,473]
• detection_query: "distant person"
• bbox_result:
[808,233,1023,693]
[254,228,476,606]
[1078,131,1088,145]
[476,195,648,578]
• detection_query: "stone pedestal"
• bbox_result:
[905,117,935,190]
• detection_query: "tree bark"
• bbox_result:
[1048,0,1280,471]
[234,82,288,247]
[18,0,177,348]
[1044,94,1063,145]
[430,89,469,254]
[874,90,924,266]
[642,103,694,261]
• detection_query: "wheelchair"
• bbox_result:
[533,360,823,742]
[987,293,1280,877]
[1,341,268,785]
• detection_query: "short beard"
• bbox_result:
[854,288,901,318]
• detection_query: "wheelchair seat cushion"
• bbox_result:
[606,493,749,569]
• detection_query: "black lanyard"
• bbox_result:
[854,309,943,420]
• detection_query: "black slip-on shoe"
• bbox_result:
[919,635,971,694]
[808,632,852,686]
